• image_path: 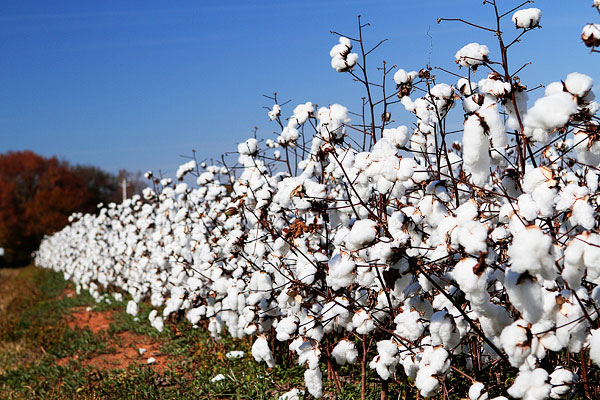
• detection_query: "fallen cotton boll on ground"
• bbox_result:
[225,350,245,359]
[278,388,304,400]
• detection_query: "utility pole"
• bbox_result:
[122,178,127,202]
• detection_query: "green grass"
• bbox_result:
[0,266,398,399]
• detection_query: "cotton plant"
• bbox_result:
[35,2,600,399]
[582,0,600,50]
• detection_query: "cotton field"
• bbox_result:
[36,2,600,399]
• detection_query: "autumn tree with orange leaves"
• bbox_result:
[0,151,129,265]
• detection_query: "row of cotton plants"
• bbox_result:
[37,2,600,399]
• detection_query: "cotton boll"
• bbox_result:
[149,309,164,332]
[268,104,281,120]
[321,298,352,333]
[279,126,300,145]
[524,93,578,141]
[394,309,424,341]
[415,365,441,397]
[500,320,532,367]
[252,336,275,368]
[346,219,377,250]
[549,367,574,399]
[421,346,451,374]
[517,194,538,221]
[463,113,491,186]
[126,300,138,316]
[238,138,259,155]
[393,69,417,85]
[352,309,375,334]
[331,339,358,365]
[512,8,542,29]
[296,257,318,285]
[369,340,399,380]
[457,78,477,96]
[176,160,197,180]
[346,53,358,68]
[455,43,490,68]
[505,89,529,130]
[291,102,313,125]
[293,339,321,369]
[331,55,347,72]
[457,220,488,255]
[545,82,564,97]
[479,102,507,164]
[571,199,595,229]
[383,125,411,148]
[582,24,600,48]
[226,350,245,359]
[317,104,350,140]
[564,72,594,98]
[329,36,358,73]
[508,226,555,279]
[590,328,600,367]
[453,257,490,306]
[278,388,304,400]
[562,235,586,288]
[397,157,417,181]
[504,269,545,323]
[276,315,298,341]
[507,368,550,400]
[463,93,483,113]
[326,253,356,290]
[430,310,461,349]
[428,83,455,118]
[522,166,553,194]
[469,382,489,400]
[553,297,588,353]
[304,368,323,398]
[456,199,479,223]
[478,77,511,98]
[248,271,273,305]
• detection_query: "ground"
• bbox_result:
[0,265,392,399]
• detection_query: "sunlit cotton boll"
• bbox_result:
[304,368,323,398]
[346,219,377,250]
[455,43,490,68]
[331,339,358,365]
[582,24,600,48]
[251,336,275,368]
[512,8,541,29]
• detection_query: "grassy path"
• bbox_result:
[0,266,309,399]
[0,266,390,399]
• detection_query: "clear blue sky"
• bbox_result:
[1,1,597,175]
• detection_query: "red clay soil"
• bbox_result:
[61,307,171,370]
[67,307,113,333]
[58,285,76,300]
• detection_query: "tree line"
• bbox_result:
[0,150,144,265]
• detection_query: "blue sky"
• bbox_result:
[0,1,598,175]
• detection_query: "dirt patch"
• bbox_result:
[62,308,171,370]
[58,331,170,370]
[85,331,169,370]
[68,307,113,333]
[58,283,76,300]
